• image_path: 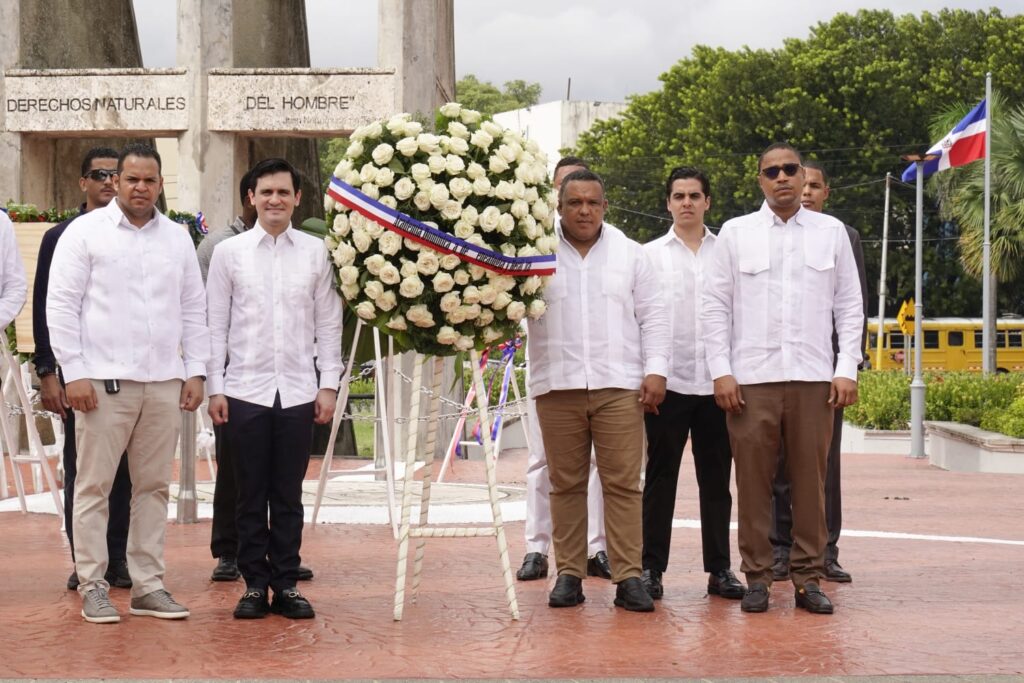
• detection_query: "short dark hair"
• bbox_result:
[558,168,605,203]
[665,166,711,199]
[249,158,301,193]
[757,142,802,171]
[117,143,162,173]
[802,159,829,186]
[81,147,119,177]
[239,169,255,205]
[554,155,589,173]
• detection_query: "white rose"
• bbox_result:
[531,199,551,222]
[510,199,530,219]
[393,176,416,200]
[519,215,538,239]
[386,314,408,331]
[477,308,495,326]
[333,159,353,178]
[332,212,350,236]
[512,180,527,199]
[360,183,380,200]
[338,265,359,286]
[448,177,473,201]
[355,300,377,320]
[436,326,459,345]
[400,260,418,278]
[364,220,383,239]
[491,275,516,292]
[528,299,547,319]
[372,143,395,166]
[478,284,498,305]
[518,245,540,258]
[439,291,461,313]
[469,265,487,281]
[482,121,503,137]
[500,243,516,257]
[441,200,463,221]
[341,282,361,300]
[462,286,482,304]
[470,129,494,150]
[406,304,435,328]
[399,276,425,298]
[432,271,455,293]
[440,102,462,117]
[376,232,402,257]
[440,254,461,270]
[472,177,492,196]
[396,137,419,157]
[455,336,475,352]
[325,234,339,251]
[404,238,422,251]
[505,301,527,322]
[493,291,512,310]
[379,263,401,285]
[497,213,515,236]
[448,136,470,155]
[417,133,441,153]
[453,220,475,239]
[413,191,431,212]
[461,205,479,225]
[519,276,542,296]
[333,242,357,267]
[488,155,510,174]
[379,195,398,209]
[352,230,372,253]
[494,180,515,200]
[483,326,504,343]
[453,269,471,286]
[461,303,481,320]
[345,139,364,159]
[364,254,386,276]
[411,163,431,183]
[343,169,361,186]
[359,163,378,184]
[497,144,518,163]
[402,120,423,137]
[524,186,539,203]
[416,251,441,276]
[416,177,435,192]
[535,235,556,254]
[363,280,384,301]
[364,121,383,139]
[428,183,450,209]
[446,307,468,324]
[444,154,465,174]
[466,162,486,180]
[375,167,395,187]
[324,195,337,213]
[479,206,501,232]
[386,114,409,135]
[427,154,446,175]
[376,290,398,312]
[460,108,482,124]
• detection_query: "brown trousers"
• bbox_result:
[726,381,833,588]
[535,388,643,583]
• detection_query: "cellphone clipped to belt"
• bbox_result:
[104,379,120,394]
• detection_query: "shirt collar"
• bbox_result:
[108,198,161,231]
[252,221,295,246]
[664,224,714,248]
[556,220,607,255]
[759,200,810,228]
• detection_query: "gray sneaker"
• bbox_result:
[81,586,120,623]
[129,589,190,620]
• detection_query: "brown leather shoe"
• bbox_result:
[824,560,852,583]
[795,581,834,614]
[740,582,770,613]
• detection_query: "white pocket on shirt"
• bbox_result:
[543,273,569,302]
[601,269,632,304]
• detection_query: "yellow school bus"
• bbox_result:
[866,317,1024,372]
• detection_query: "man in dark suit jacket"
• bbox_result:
[771,160,868,584]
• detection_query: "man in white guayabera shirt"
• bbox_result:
[48,143,209,624]
[701,142,863,616]
[528,168,669,613]
[207,158,343,621]
[517,155,610,584]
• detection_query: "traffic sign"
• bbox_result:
[897,298,915,336]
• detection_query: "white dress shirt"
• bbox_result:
[0,212,27,328]
[47,200,209,383]
[701,202,863,385]
[527,221,669,398]
[644,226,715,396]
[206,222,344,409]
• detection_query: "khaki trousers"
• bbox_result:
[726,381,833,588]
[535,388,643,582]
[73,379,182,598]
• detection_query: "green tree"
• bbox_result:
[573,8,1024,318]
[455,74,542,117]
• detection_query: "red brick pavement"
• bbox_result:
[0,449,1022,679]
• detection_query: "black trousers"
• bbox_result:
[227,394,314,593]
[771,406,843,563]
[642,391,734,574]
[63,408,131,562]
[209,424,239,559]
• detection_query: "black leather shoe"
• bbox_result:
[708,569,746,599]
[586,550,612,579]
[772,556,790,581]
[741,582,770,613]
[795,581,834,614]
[233,588,270,619]
[211,556,241,582]
[641,568,663,600]
[104,558,133,588]
[297,565,314,582]
[548,574,585,607]
[516,552,549,581]
[271,587,315,619]
[67,570,80,591]
[824,560,852,583]
[614,577,655,612]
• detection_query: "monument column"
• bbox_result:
[177,0,238,231]
[377,0,456,116]
[0,1,22,202]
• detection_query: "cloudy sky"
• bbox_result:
[134,0,1022,103]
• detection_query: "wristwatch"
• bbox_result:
[35,365,56,378]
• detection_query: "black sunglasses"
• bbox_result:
[760,163,801,180]
[84,169,118,181]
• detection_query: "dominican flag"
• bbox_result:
[902,99,987,182]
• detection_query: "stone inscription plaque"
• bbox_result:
[3,69,190,133]
[208,68,396,134]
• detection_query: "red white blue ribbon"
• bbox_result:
[327,176,556,277]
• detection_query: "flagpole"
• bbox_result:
[876,172,891,370]
[982,72,993,375]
